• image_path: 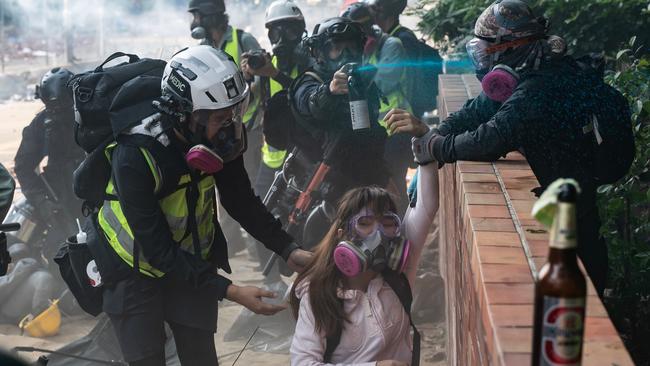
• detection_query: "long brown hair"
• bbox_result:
[290,186,397,337]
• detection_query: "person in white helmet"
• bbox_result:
[97,46,312,366]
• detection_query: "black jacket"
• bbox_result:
[109,134,294,300]
[290,68,390,199]
[434,57,606,198]
[14,110,84,210]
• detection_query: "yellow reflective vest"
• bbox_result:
[98,143,216,277]
[367,34,412,128]
[222,27,258,125]
[261,56,299,169]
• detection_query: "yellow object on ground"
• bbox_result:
[18,299,61,337]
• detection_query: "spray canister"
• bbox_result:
[75,219,102,288]
[346,63,371,130]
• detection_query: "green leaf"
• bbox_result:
[647,188,650,201]
[629,36,637,47]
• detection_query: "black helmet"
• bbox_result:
[342,2,373,24]
[367,0,407,18]
[36,67,74,109]
[307,17,366,55]
[188,0,225,15]
[306,17,366,74]
[474,0,547,42]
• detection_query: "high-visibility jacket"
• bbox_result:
[367,34,412,128]
[261,56,299,169]
[222,27,259,125]
[98,142,216,277]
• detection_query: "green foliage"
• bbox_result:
[414,0,650,56]
[598,38,650,363]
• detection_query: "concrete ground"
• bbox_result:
[0,93,445,365]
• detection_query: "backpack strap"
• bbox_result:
[304,71,324,84]
[383,270,421,366]
[323,321,343,363]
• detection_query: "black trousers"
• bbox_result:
[576,206,608,296]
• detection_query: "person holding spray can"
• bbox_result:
[290,17,391,201]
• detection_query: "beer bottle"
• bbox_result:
[346,63,371,130]
[532,183,587,366]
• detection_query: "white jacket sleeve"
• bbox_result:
[290,293,376,366]
[402,163,439,287]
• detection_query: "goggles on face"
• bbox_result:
[268,24,304,44]
[349,211,401,239]
[466,37,494,71]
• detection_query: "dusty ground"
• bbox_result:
[0,90,446,365]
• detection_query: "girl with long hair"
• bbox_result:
[289,109,438,366]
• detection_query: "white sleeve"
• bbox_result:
[291,293,377,366]
[402,163,439,287]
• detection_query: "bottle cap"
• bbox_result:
[76,219,87,244]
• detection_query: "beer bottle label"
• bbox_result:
[539,296,585,366]
[549,202,577,250]
[350,100,370,130]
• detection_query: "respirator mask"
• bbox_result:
[268,23,305,62]
[185,100,248,174]
[333,210,410,277]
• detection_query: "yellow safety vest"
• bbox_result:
[222,28,258,125]
[367,34,412,128]
[98,143,216,277]
[261,57,299,169]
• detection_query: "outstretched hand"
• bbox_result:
[384,108,429,137]
[287,248,314,273]
[226,285,287,315]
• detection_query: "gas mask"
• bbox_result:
[268,23,305,63]
[321,42,363,76]
[333,211,410,277]
[185,101,248,174]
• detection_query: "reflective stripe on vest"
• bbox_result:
[368,37,412,126]
[262,56,299,168]
[98,143,216,277]
[223,28,257,124]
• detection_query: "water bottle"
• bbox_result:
[346,63,371,130]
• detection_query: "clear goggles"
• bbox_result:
[349,211,401,239]
[195,98,248,128]
[466,37,495,71]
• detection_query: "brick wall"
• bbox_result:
[437,75,633,365]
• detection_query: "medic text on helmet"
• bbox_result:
[168,69,192,101]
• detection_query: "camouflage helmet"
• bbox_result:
[474,0,547,42]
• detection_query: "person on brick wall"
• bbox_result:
[289,117,439,366]
[407,0,633,295]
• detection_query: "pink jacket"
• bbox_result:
[291,163,439,366]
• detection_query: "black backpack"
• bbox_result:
[69,52,166,153]
[392,27,443,116]
[70,52,166,207]
[576,56,635,184]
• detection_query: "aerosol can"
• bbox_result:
[346,63,370,130]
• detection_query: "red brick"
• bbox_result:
[584,317,619,341]
[494,160,531,170]
[471,217,516,232]
[491,304,534,327]
[474,231,521,247]
[495,327,533,353]
[464,182,502,194]
[458,164,495,174]
[586,296,609,318]
[583,340,634,365]
[499,170,536,179]
[485,283,535,305]
[461,173,499,183]
[527,240,549,257]
[466,193,506,205]
[479,246,528,265]
[482,264,534,283]
[506,189,538,200]
[504,151,526,160]
[467,205,511,218]
[503,353,532,365]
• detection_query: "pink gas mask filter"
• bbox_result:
[185,144,224,174]
[481,64,520,103]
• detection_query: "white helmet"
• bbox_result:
[161,45,249,112]
[265,0,304,27]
